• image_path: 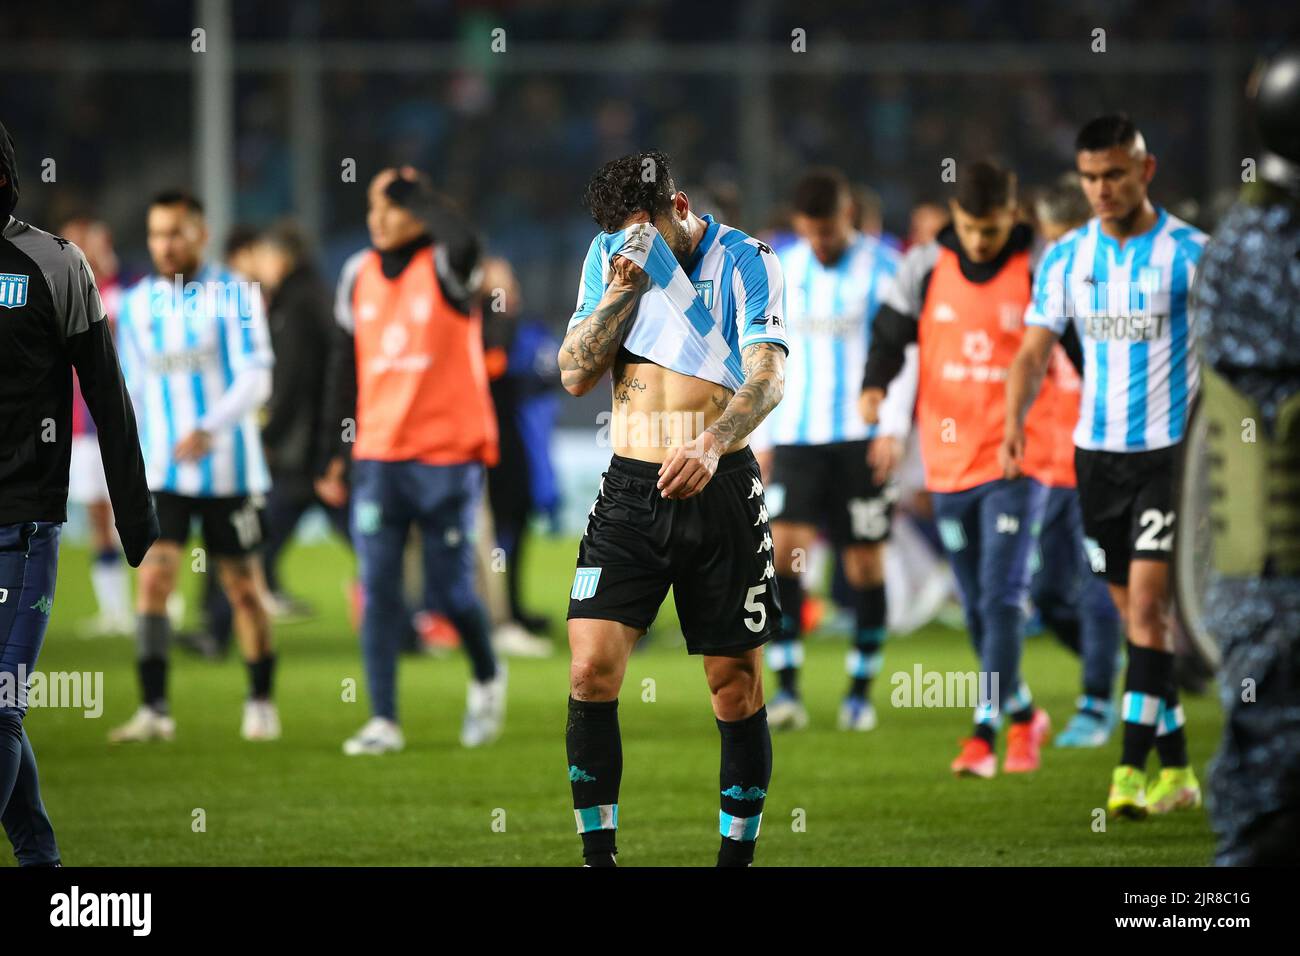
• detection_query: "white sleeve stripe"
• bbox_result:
[334,249,367,334]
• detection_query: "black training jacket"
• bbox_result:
[0,119,157,565]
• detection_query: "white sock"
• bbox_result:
[91,555,131,621]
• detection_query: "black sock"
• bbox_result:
[775,574,804,698]
[567,697,621,862]
[717,706,771,867]
[848,584,886,699]
[1154,685,1189,768]
[136,613,170,712]
[1119,643,1171,771]
[246,654,276,700]
[138,659,168,713]
[973,722,997,747]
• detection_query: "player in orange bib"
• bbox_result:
[1024,180,1123,748]
[318,168,503,755]
[860,162,1058,778]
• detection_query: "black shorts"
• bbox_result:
[1074,445,1180,586]
[767,440,895,545]
[566,447,781,655]
[153,492,264,558]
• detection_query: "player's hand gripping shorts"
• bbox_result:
[567,446,781,655]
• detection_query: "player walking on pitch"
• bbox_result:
[1026,181,1124,748]
[108,191,281,743]
[762,168,906,733]
[863,161,1058,777]
[0,120,157,863]
[559,151,786,866]
[1003,116,1207,818]
[319,168,505,754]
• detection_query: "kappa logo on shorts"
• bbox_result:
[0,273,30,308]
[571,567,602,601]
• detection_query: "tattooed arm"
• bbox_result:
[707,342,786,453]
[558,256,648,396]
[657,342,786,499]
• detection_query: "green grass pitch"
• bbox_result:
[12,535,1219,866]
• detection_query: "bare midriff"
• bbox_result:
[608,350,741,463]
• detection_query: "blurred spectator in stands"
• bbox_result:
[699,175,744,230]
[760,203,798,258]
[850,183,883,236]
[851,182,903,250]
[907,199,949,248]
[480,256,561,653]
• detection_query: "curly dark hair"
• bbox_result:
[583,150,677,233]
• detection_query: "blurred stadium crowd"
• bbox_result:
[5,0,1298,352]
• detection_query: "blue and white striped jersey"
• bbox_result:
[1025,209,1206,452]
[568,214,787,392]
[766,233,899,445]
[117,263,273,496]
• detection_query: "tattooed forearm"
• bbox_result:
[558,283,644,396]
[706,343,785,453]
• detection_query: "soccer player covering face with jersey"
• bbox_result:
[862,161,1055,778]
[1004,116,1208,819]
[558,151,787,866]
[761,168,905,734]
